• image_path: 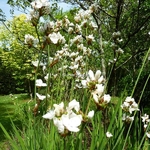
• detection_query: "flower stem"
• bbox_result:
[85,93,92,115]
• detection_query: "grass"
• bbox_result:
[0,93,150,150]
[0,93,30,149]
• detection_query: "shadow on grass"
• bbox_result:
[0,94,30,148]
[0,103,22,141]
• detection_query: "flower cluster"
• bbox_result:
[24,34,38,47]
[141,114,150,138]
[121,96,139,123]
[43,99,94,136]
[24,0,98,90]
[81,70,111,110]
[31,0,50,10]
[109,31,124,65]
[27,0,50,26]
[141,114,150,129]
[81,70,104,90]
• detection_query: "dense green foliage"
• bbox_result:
[0,14,37,94]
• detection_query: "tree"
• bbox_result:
[60,0,150,96]
[0,14,37,94]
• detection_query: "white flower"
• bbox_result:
[92,84,105,103]
[36,79,47,87]
[52,112,83,134]
[112,31,121,38]
[44,73,49,81]
[71,35,83,45]
[95,84,105,94]
[43,100,84,134]
[42,110,55,119]
[69,61,79,70]
[121,101,130,110]
[83,10,92,19]
[128,102,139,114]
[90,70,103,83]
[144,124,148,129]
[31,0,50,10]
[31,1,42,9]
[77,9,91,20]
[106,132,113,138]
[86,34,95,42]
[70,52,79,58]
[74,15,81,22]
[67,99,80,112]
[141,114,150,123]
[116,48,124,54]
[25,34,38,47]
[29,10,39,19]
[81,80,87,88]
[62,16,70,28]
[89,21,98,29]
[122,113,126,121]
[75,24,82,33]
[92,93,99,103]
[36,93,46,100]
[81,70,104,89]
[125,96,135,103]
[75,56,83,63]
[121,96,139,114]
[81,20,88,27]
[58,65,68,71]
[53,102,64,117]
[89,4,97,13]
[32,60,46,67]
[103,94,111,104]
[40,21,54,33]
[48,32,66,44]
[32,60,39,67]
[61,112,82,132]
[88,70,95,81]
[53,117,65,133]
[68,27,73,34]
[122,114,134,122]
[141,114,150,129]
[122,113,134,123]
[146,132,150,138]
[87,110,94,119]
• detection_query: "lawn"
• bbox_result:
[0,94,30,149]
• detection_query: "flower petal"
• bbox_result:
[95,70,101,81]
[42,110,55,119]
[88,110,94,119]
[88,70,95,80]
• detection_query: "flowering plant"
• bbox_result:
[1,0,150,150]
[43,99,94,136]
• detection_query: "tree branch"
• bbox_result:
[122,15,150,49]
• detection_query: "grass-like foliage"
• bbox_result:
[0,0,150,149]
